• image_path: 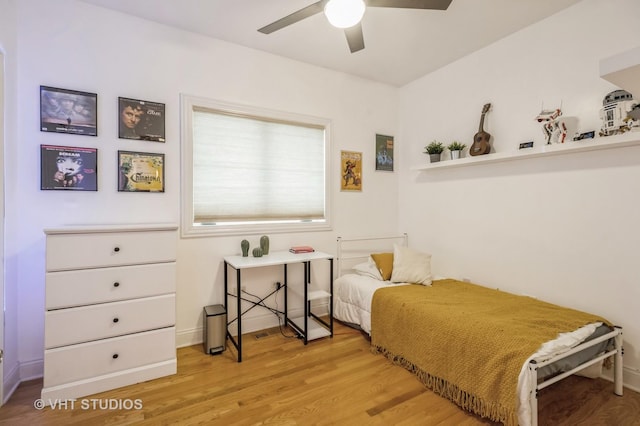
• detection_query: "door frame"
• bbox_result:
[0,50,5,406]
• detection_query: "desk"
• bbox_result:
[223,250,333,362]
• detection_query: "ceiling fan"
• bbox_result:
[258,0,453,53]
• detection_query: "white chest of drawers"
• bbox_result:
[41,224,178,402]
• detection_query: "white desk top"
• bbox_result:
[224,250,333,269]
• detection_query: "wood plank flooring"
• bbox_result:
[1,321,639,425]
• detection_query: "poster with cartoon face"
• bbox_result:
[340,150,362,192]
[40,145,98,191]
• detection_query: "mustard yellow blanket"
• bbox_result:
[371,279,611,425]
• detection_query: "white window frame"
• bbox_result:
[180,94,332,238]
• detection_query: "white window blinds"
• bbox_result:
[192,107,326,225]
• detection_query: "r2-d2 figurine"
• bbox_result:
[599,89,639,136]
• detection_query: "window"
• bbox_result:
[181,95,331,237]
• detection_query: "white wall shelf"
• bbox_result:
[412,132,640,172]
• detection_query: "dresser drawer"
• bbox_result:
[45,294,175,349]
[43,327,175,388]
[46,262,175,309]
[46,229,177,271]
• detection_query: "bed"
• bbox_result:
[333,235,624,426]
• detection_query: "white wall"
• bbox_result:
[398,0,640,389]
[4,0,639,400]
[1,0,399,387]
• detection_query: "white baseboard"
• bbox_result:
[177,303,330,348]
[19,358,44,382]
[2,358,44,404]
[602,366,640,393]
[3,361,20,405]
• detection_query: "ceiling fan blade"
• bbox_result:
[258,1,327,34]
[366,0,452,10]
[344,24,365,53]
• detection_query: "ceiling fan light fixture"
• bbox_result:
[324,0,366,29]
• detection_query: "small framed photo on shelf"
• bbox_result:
[375,134,394,172]
[519,141,534,150]
[118,150,165,192]
[118,97,166,142]
[340,150,362,192]
[40,145,98,191]
[40,86,97,136]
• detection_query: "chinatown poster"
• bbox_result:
[118,151,165,192]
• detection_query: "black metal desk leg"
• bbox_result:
[329,258,334,337]
[237,268,242,362]
[284,264,288,325]
[223,261,228,312]
[303,261,309,345]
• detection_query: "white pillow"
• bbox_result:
[390,244,432,285]
[352,257,384,280]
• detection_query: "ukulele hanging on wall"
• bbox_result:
[470,103,492,156]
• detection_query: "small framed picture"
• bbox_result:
[118,150,165,192]
[341,150,362,192]
[40,86,97,136]
[40,145,98,191]
[375,134,394,171]
[118,97,165,142]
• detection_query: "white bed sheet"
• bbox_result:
[333,273,603,426]
[333,273,407,335]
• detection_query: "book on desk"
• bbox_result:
[289,245,315,254]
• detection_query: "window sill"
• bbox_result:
[180,220,331,238]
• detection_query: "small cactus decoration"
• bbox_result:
[260,235,270,255]
[241,239,250,257]
[252,247,263,257]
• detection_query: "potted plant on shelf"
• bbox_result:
[424,141,444,163]
[447,141,467,160]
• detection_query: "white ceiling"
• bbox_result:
[80,0,582,87]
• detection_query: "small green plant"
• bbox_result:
[424,141,444,154]
[447,141,466,151]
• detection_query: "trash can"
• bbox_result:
[203,304,226,355]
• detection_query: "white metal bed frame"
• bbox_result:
[336,233,408,278]
[335,234,624,426]
[527,327,623,425]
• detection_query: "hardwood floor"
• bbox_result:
[1,321,639,425]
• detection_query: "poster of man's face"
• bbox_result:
[40,86,97,136]
[118,97,165,142]
[40,145,98,191]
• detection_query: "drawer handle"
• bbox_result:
[113,282,120,288]
[113,317,119,323]
[113,247,121,253]
[112,354,119,359]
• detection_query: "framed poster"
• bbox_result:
[40,86,97,136]
[340,150,362,192]
[40,145,97,191]
[118,150,165,192]
[118,97,165,142]
[375,134,394,171]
